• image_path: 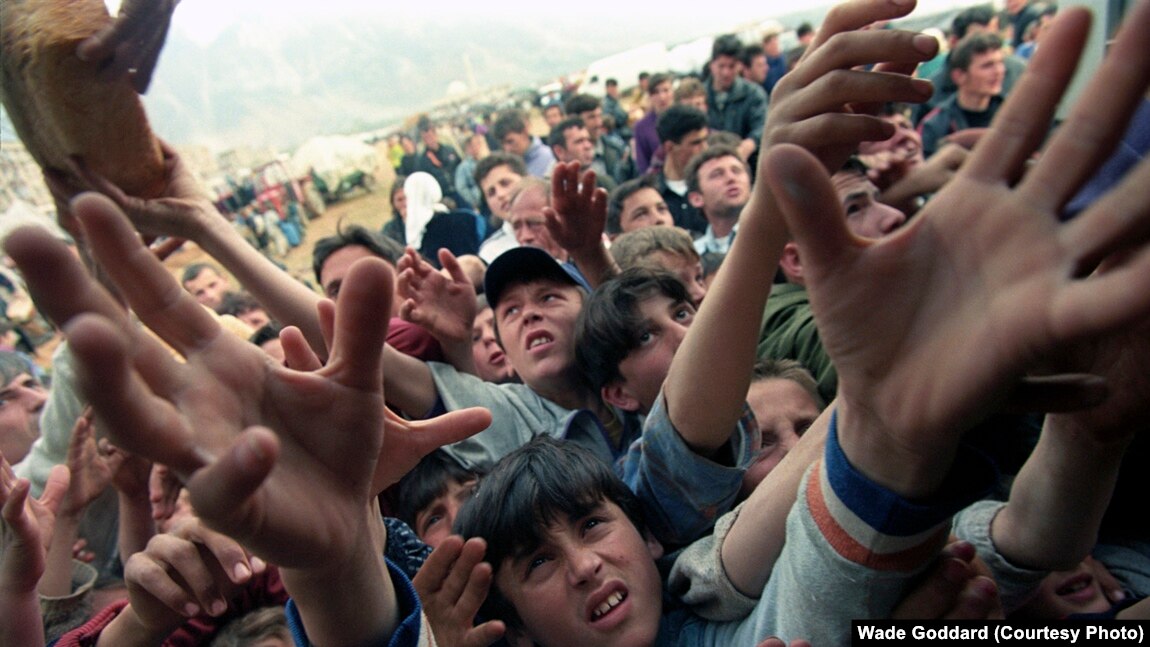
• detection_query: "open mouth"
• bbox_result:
[526,332,554,350]
[1055,573,1095,600]
[591,590,627,621]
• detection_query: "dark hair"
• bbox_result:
[548,116,586,149]
[248,321,284,348]
[389,176,406,218]
[453,436,648,628]
[311,223,403,285]
[684,144,744,195]
[575,267,692,391]
[656,104,708,145]
[949,32,1004,73]
[475,152,527,187]
[417,114,434,133]
[181,262,221,285]
[711,34,743,60]
[215,291,262,317]
[605,78,618,88]
[492,109,530,144]
[564,93,601,117]
[606,176,659,234]
[952,4,997,39]
[396,449,483,533]
[647,72,673,93]
[740,43,765,68]
[796,22,814,38]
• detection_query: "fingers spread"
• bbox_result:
[75,193,222,356]
[186,428,279,542]
[1022,0,1150,211]
[67,313,202,476]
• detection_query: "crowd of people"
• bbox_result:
[3,0,1150,645]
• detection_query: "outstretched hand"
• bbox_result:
[546,161,609,256]
[77,0,180,94]
[760,1,1150,498]
[413,536,506,647]
[6,193,391,570]
[398,247,478,347]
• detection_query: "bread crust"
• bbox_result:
[0,0,166,199]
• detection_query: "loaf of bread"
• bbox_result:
[0,0,166,199]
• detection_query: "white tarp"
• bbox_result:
[289,135,378,189]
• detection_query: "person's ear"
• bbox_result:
[779,241,803,282]
[950,68,966,88]
[601,382,641,413]
[687,191,704,209]
[644,530,664,560]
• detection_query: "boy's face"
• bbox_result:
[495,280,584,391]
[480,165,525,221]
[650,251,706,307]
[0,371,47,464]
[416,477,479,549]
[608,294,695,413]
[472,307,515,384]
[740,378,822,497]
[832,170,907,238]
[689,155,750,219]
[495,500,664,647]
[619,188,674,234]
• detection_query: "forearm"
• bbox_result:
[721,409,828,595]
[569,243,617,290]
[664,190,787,455]
[991,415,1129,571]
[280,511,397,646]
[116,491,155,560]
[40,514,81,597]
[0,591,45,647]
[193,216,326,353]
[381,345,439,417]
[94,604,179,647]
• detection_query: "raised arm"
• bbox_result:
[397,247,479,376]
[545,162,617,288]
[732,0,1150,633]
[663,0,936,457]
[5,194,489,645]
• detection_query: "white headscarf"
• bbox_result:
[403,172,448,251]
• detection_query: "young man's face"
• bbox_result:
[509,188,565,260]
[495,500,664,647]
[184,267,229,309]
[618,188,674,234]
[741,378,821,496]
[421,127,439,149]
[494,280,584,391]
[501,131,532,157]
[665,128,708,172]
[649,81,674,113]
[650,251,706,307]
[709,54,739,92]
[0,371,47,464]
[577,107,604,141]
[560,126,596,167]
[832,170,907,238]
[744,54,769,84]
[416,476,479,549]
[480,165,526,222]
[319,245,400,316]
[544,106,564,129]
[689,155,750,219]
[472,307,515,384]
[955,49,1006,99]
[609,294,695,413]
